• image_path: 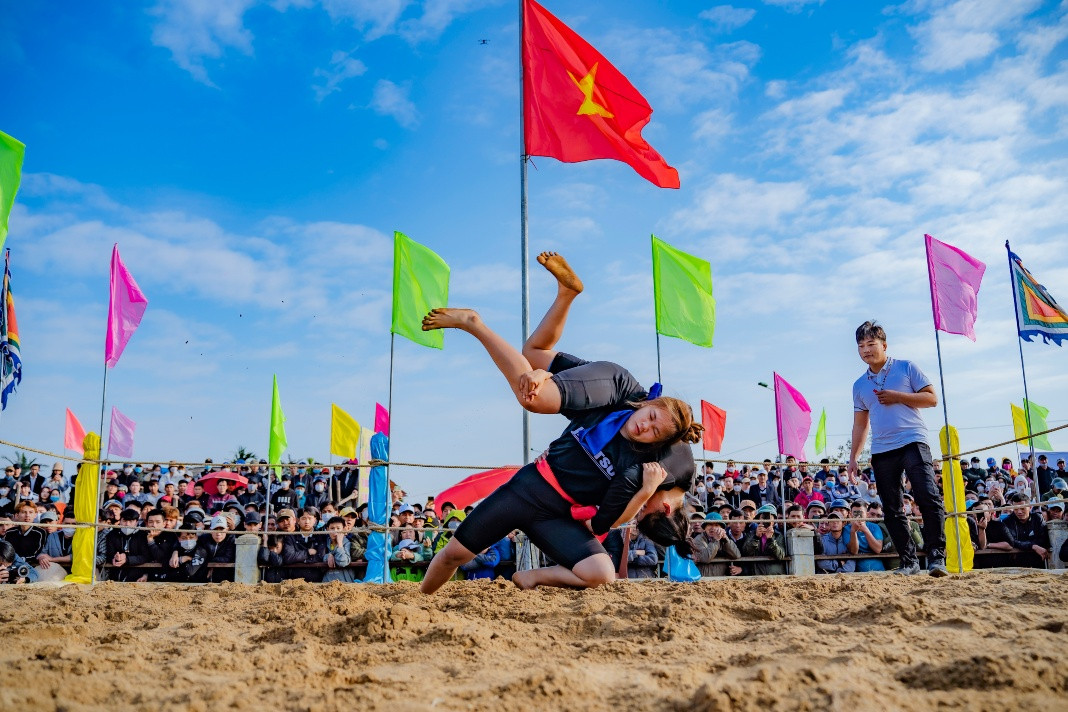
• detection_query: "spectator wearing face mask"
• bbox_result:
[433,509,466,554]
[747,470,781,509]
[105,508,150,582]
[306,477,331,511]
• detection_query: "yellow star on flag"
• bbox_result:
[567,62,614,118]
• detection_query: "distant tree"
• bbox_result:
[233,446,257,462]
[3,451,38,471]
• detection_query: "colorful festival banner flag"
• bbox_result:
[522,0,679,188]
[107,406,136,459]
[330,403,360,460]
[391,231,450,349]
[925,234,986,341]
[700,400,726,452]
[374,402,390,436]
[105,244,148,367]
[651,236,715,348]
[64,408,86,454]
[268,375,287,474]
[1011,400,1053,451]
[1008,247,1068,346]
[774,373,811,461]
[815,408,827,455]
[0,131,25,252]
[1,249,21,411]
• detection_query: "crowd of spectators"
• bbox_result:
[0,452,1065,584]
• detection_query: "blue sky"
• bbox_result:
[3,0,1067,499]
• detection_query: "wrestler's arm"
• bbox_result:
[610,464,668,528]
[590,463,667,534]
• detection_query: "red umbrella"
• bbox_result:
[196,470,248,496]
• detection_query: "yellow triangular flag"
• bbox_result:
[330,403,360,459]
[1010,403,1028,442]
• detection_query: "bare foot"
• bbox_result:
[511,570,539,590]
[421,308,481,332]
[537,251,584,294]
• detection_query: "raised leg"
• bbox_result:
[422,308,561,414]
[420,538,476,594]
[523,252,584,371]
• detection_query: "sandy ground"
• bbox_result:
[1,572,1065,711]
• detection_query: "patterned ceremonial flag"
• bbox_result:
[64,408,86,454]
[105,244,148,367]
[0,131,25,252]
[815,408,827,455]
[925,234,986,341]
[1011,400,1053,451]
[268,375,287,474]
[107,406,136,459]
[774,373,811,461]
[522,0,679,188]
[0,249,21,410]
[651,236,716,348]
[700,400,726,452]
[391,231,450,349]
[1008,246,1068,346]
[330,403,360,459]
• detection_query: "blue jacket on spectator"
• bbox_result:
[459,545,500,580]
[818,532,856,573]
[627,532,659,579]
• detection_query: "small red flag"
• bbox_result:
[522,0,679,189]
[700,400,726,452]
[64,408,86,454]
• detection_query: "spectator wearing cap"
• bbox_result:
[738,499,757,522]
[964,457,986,489]
[1044,499,1065,523]
[784,504,823,556]
[1003,493,1051,568]
[190,516,235,583]
[1042,478,1067,502]
[4,501,45,565]
[105,508,150,582]
[740,505,788,575]
[306,477,330,511]
[282,508,326,582]
[747,469,781,509]
[39,511,75,573]
[292,482,308,510]
[271,475,299,512]
[818,513,856,573]
[626,528,659,579]
[692,512,740,577]
[243,511,263,532]
[793,476,825,509]
[845,500,885,571]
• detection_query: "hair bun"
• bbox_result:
[682,422,705,445]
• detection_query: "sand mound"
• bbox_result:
[1,572,1065,711]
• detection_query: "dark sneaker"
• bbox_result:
[928,561,950,577]
[893,562,921,576]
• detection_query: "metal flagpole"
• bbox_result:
[91,360,109,584]
[927,236,965,571]
[384,333,396,582]
[655,332,662,384]
[1006,241,1039,501]
[519,0,531,466]
[933,328,965,571]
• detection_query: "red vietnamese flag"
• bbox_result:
[700,400,726,452]
[522,0,680,189]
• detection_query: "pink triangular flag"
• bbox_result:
[925,234,986,342]
[64,408,86,454]
[107,406,136,459]
[374,402,390,436]
[774,373,811,461]
[105,244,148,368]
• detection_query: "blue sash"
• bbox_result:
[573,383,662,474]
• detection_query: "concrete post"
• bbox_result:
[1047,520,1066,571]
[234,534,261,584]
[787,528,815,576]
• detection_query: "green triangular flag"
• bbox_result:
[651,235,715,347]
[815,408,827,455]
[0,131,26,252]
[268,375,288,475]
[391,231,450,349]
[1023,398,1053,450]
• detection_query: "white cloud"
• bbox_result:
[320,0,412,39]
[907,0,1045,72]
[699,5,757,33]
[760,0,825,12]
[370,79,420,128]
[399,0,499,43]
[149,0,257,85]
[312,50,368,101]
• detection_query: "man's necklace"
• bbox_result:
[866,356,894,390]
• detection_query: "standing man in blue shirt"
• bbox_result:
[847,321,948,577]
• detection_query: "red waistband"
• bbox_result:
[535,456,577,505]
